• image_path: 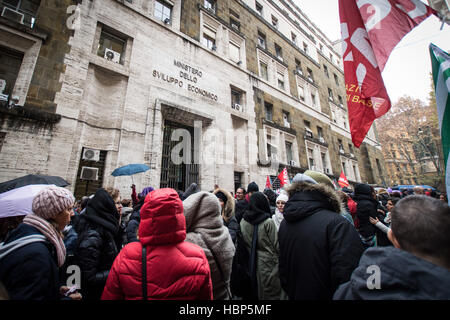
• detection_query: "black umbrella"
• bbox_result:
[0,174,70,194]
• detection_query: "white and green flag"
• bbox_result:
[430,43,450,204]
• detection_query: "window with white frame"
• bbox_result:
[271,15,278,29]
[229,41,240,62]
[309,85,320,111]
[231,87,242,107]
[255,1,263,16]
[307,148,315,169]
[154,0,172,24]
[342,161,347,176]
[294,58,302,75]
[305,141,333,174]
[277,72,285,90]
[275,43,283,61]
[291,32,297,45]
[276,63,288,92]
[0,23,43,106]
[283,111,290,128]
[1,0,40,28]
[323,65,329,78]
[230,17,240,31]
[307,68,314,82]
[257,31,266,49]
[298,84,305,101]
[97,28,127,65]
[266,130,278,161]
[228,31,244,63]
[204,0,216,13]
[286,141,293,163]
[202,25,216,50]
[340,156,361,182]
[328,88,334,101]
[259,60,268,80]
[0,46,23,100]
[263,126,298,166]
[265,102,273,121]
[321,152,329,174]
[338,95,344,106]
[303,42,308,54]
[311,93,317,108]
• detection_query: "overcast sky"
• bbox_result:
[294,0,450,105]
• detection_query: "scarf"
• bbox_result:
[272,208,284,231]
[243,192,271,225]
[84,188,120,235]
[23,214,66,267]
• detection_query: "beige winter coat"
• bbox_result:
[183,191,235,300]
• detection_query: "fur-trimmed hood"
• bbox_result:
[284,181,344,222]
[213,188,235,222]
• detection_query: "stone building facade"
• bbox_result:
[0,0,387,199]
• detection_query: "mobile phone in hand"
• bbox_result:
[65,286,78,296]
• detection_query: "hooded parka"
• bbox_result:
[353,183,379,238]
[241,192,283,300]
[101,188,213,300]
[334,246,450,299]
[183,192,235,300]
[73,188,122,300]
[278,182,364,300]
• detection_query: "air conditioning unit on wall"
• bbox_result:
[82,148,100,161]
[1,7,25,24]
[80,167,99,181]
[232,103,242,111]
[104,48,121,64]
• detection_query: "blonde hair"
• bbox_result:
[105,187,120,201]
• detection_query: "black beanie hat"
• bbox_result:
[215,191,228,205]
[247,182,259,193]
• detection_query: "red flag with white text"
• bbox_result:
[338,171,350,188]
[277,168,289,187]
[339,0,435,147]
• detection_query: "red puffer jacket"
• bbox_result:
[101,188,213,300]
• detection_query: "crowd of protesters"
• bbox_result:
[0,173,449,300]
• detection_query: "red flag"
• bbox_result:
[265,175,272,189]
[339,0,435,147]
[277,167,288,187]
[338,171,350,188]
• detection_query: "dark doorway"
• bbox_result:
[160,120,199,192]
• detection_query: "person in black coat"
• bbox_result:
[125,196,144,243]
[353,183,379,247]
[334,195,450,299]
[263,188,277,216]
[235,187,248,224]
[73,188,122,300]
[278,173,364,300]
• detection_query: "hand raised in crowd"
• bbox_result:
[369,217,379,225]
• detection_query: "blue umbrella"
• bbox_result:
[111,164,150,184]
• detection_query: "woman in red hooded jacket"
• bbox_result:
[101,188,213,300]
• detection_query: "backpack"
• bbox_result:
[230,225,258,299]
[0,234,47,261]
